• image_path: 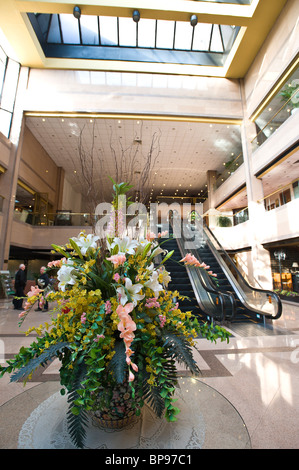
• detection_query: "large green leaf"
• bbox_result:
[10,341,70,382]
[108,340,127,384]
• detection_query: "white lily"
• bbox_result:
[135,237,152,255]
[158,267,171,287]
[117,278,145,306]
[71,232,99,255]
[145,271,164,297]
[151,245,166,258]
[57,264,78,292]
[109,236,139,255]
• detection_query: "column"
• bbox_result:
[206,170,218,228]
[0,67,29,270]
[240,82,273,290]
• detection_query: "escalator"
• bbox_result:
[183,218,282,323]
[160,225,235,323]
[157,216,282,324]
[162,236,205,320]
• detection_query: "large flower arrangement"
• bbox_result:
[0,182,230,449]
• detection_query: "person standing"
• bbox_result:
[13,264,26,310]
[36,266,49,311]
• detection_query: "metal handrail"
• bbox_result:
[198,218,282,320]
[170,220,237,322]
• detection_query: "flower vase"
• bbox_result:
[89,380,141,430]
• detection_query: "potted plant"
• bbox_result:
[0,182,230,449]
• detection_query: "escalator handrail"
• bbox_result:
[174,224,237,322]
[196,218,282,320]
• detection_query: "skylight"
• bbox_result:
[28,13,240,67]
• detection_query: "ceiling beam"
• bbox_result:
[15,0,255,26]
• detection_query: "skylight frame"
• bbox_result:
[28,13,240,67]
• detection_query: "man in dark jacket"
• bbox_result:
[36,266,49,311]
[13,264,26,310]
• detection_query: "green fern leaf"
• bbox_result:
[108,339,127,384]
[10,341,70,382]
[67,362,89,449]
[163,331,200,375]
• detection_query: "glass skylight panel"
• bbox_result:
[99,16,118,46]
[59,14,80,44]
[210,25,224,52]
[80,15,99,45]
[1,58,20,112]
[118,17,136,47]
[0,47,6,88]
[156,20,175,49]
[138,18,156,48]
[47,14,61,43]
[192,23,212,51]
[174,21,193,50]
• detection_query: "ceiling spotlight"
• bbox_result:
[190,14,198,27]
[132,10,140,23]
[73,6,81,19]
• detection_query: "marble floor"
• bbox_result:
[1,297,299,449]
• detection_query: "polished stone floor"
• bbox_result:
[0,297,299,449]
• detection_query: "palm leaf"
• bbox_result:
[141,373,165,418]
[162,331,200,375]
[67,362,89,449]
[108,339,127,384]
[10,341,70,382]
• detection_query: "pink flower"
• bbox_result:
[27,285,42,298]
[94,334,105,342]
[48,259,62,268]
[105,300,112,314]
[116,303,138,380]
[107,254,126,268]
[159,314,166,327]
[128,370,135,382]
[113,273,121,282]
[180,254,217,277]
[145,297,160,308]
[158,230,168,238]
[146,231,156,241]
[81,312,87,324]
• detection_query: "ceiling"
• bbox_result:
[25,115,243,205]
[0,0,288,78]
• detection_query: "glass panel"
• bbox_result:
[1,58,20,112]
[192,23,212,51]
[36,13,51,41]
[0,47,7,95]
[293,181,299,199]
[80,15,99,45]
[138,18,156,48]
[60,14,80,44]
[174,21,193,50]
[210,25,224,52]
[252,66,299,152]
[156,20,175,49]
[119,17,136,47]
[47,14,62,43]
[220,25,236,51]
[99,16,118,46]
[0,108,12,138]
